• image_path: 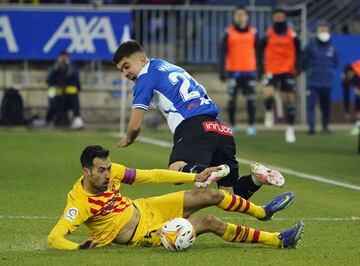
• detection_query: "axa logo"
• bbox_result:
[43,16,130,53]
[0,16,19,53]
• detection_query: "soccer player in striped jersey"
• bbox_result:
[47,145,303,250]
[112,40,285,201]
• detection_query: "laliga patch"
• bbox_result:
[65,207,78,222]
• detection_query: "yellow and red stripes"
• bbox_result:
[224,194,251,212]
[217,191,266,219]
[222,223,261,244]
[88,191,132,216]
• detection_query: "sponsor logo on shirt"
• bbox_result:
[65,207,79,222]
[202,121,233,136]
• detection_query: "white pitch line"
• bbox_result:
[236,158,360,191]
[134,136,360,192]
[222,217,360,221]
[0,215,359,221]
[0,215,57,220]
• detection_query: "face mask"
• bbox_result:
[317,32,330,42]
[273,21,287,33]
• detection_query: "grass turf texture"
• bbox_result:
[0,128,359,266]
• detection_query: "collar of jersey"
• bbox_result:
[137,60,151,78]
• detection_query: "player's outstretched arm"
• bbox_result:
[132,166,222,185]
[117,108,145,147]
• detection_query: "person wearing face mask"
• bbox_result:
[259,9,301,143]
[302,21,339,135]
[219,6,258,136]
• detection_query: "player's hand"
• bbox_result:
[194,166,220,182]
[78,239,98,249]
[194,166,225,188]
[117,137,133,148]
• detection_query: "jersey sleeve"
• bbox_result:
[131,169,196,184]
[132,75,156,110]
[112,163,196,185]
[47,195,89,250]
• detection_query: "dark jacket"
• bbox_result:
[302,38,339,88]
[46,62,81,91]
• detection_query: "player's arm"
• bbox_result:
[47,223,80,250]
[219,31,228,81]
[118,74,155,148]
[47,202,92,250]
[117,108,145,147]
[117,164,220,185]
[258,36,267,76]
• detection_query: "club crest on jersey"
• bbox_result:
[65,207,79,222]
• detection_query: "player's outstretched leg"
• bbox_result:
[260,191,294,221]
[183,189,293,220]
[232,162,285,200]
[278,220,304,248]
[250,162,285,187]
[187,215,304,248]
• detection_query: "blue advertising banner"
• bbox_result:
[0,9,131,60]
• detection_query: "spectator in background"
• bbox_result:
[220,6,258,135]
[46,51,84,129]
[259,9,300,143]
[302,21,339,135]
[342,60,360,135]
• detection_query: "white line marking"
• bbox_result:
[131,135,360,191]
[0,215,58,219]
[236,158,360,191]
[1,215,359,221]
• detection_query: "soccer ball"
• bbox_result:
[160,218,196,252]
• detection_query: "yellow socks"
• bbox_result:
[217,190,266,219]
[222,223,281,247]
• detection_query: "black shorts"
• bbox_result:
[169,115,239,187]
[263,73,296,92]
[228,75,256,95]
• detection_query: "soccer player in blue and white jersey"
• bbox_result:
[112,40,285,199]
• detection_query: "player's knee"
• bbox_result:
[202,188,224,204]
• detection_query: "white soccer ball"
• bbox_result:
[160,218,196,252]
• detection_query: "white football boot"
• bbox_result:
[250,162,285,187]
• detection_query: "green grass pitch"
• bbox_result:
[0,128,359,265]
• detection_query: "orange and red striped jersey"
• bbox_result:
[47,163,196,250]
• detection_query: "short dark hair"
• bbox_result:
[112,40,144,64]
[272,8,287,16]
[235,5,247,12]
[80,145,109,168]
